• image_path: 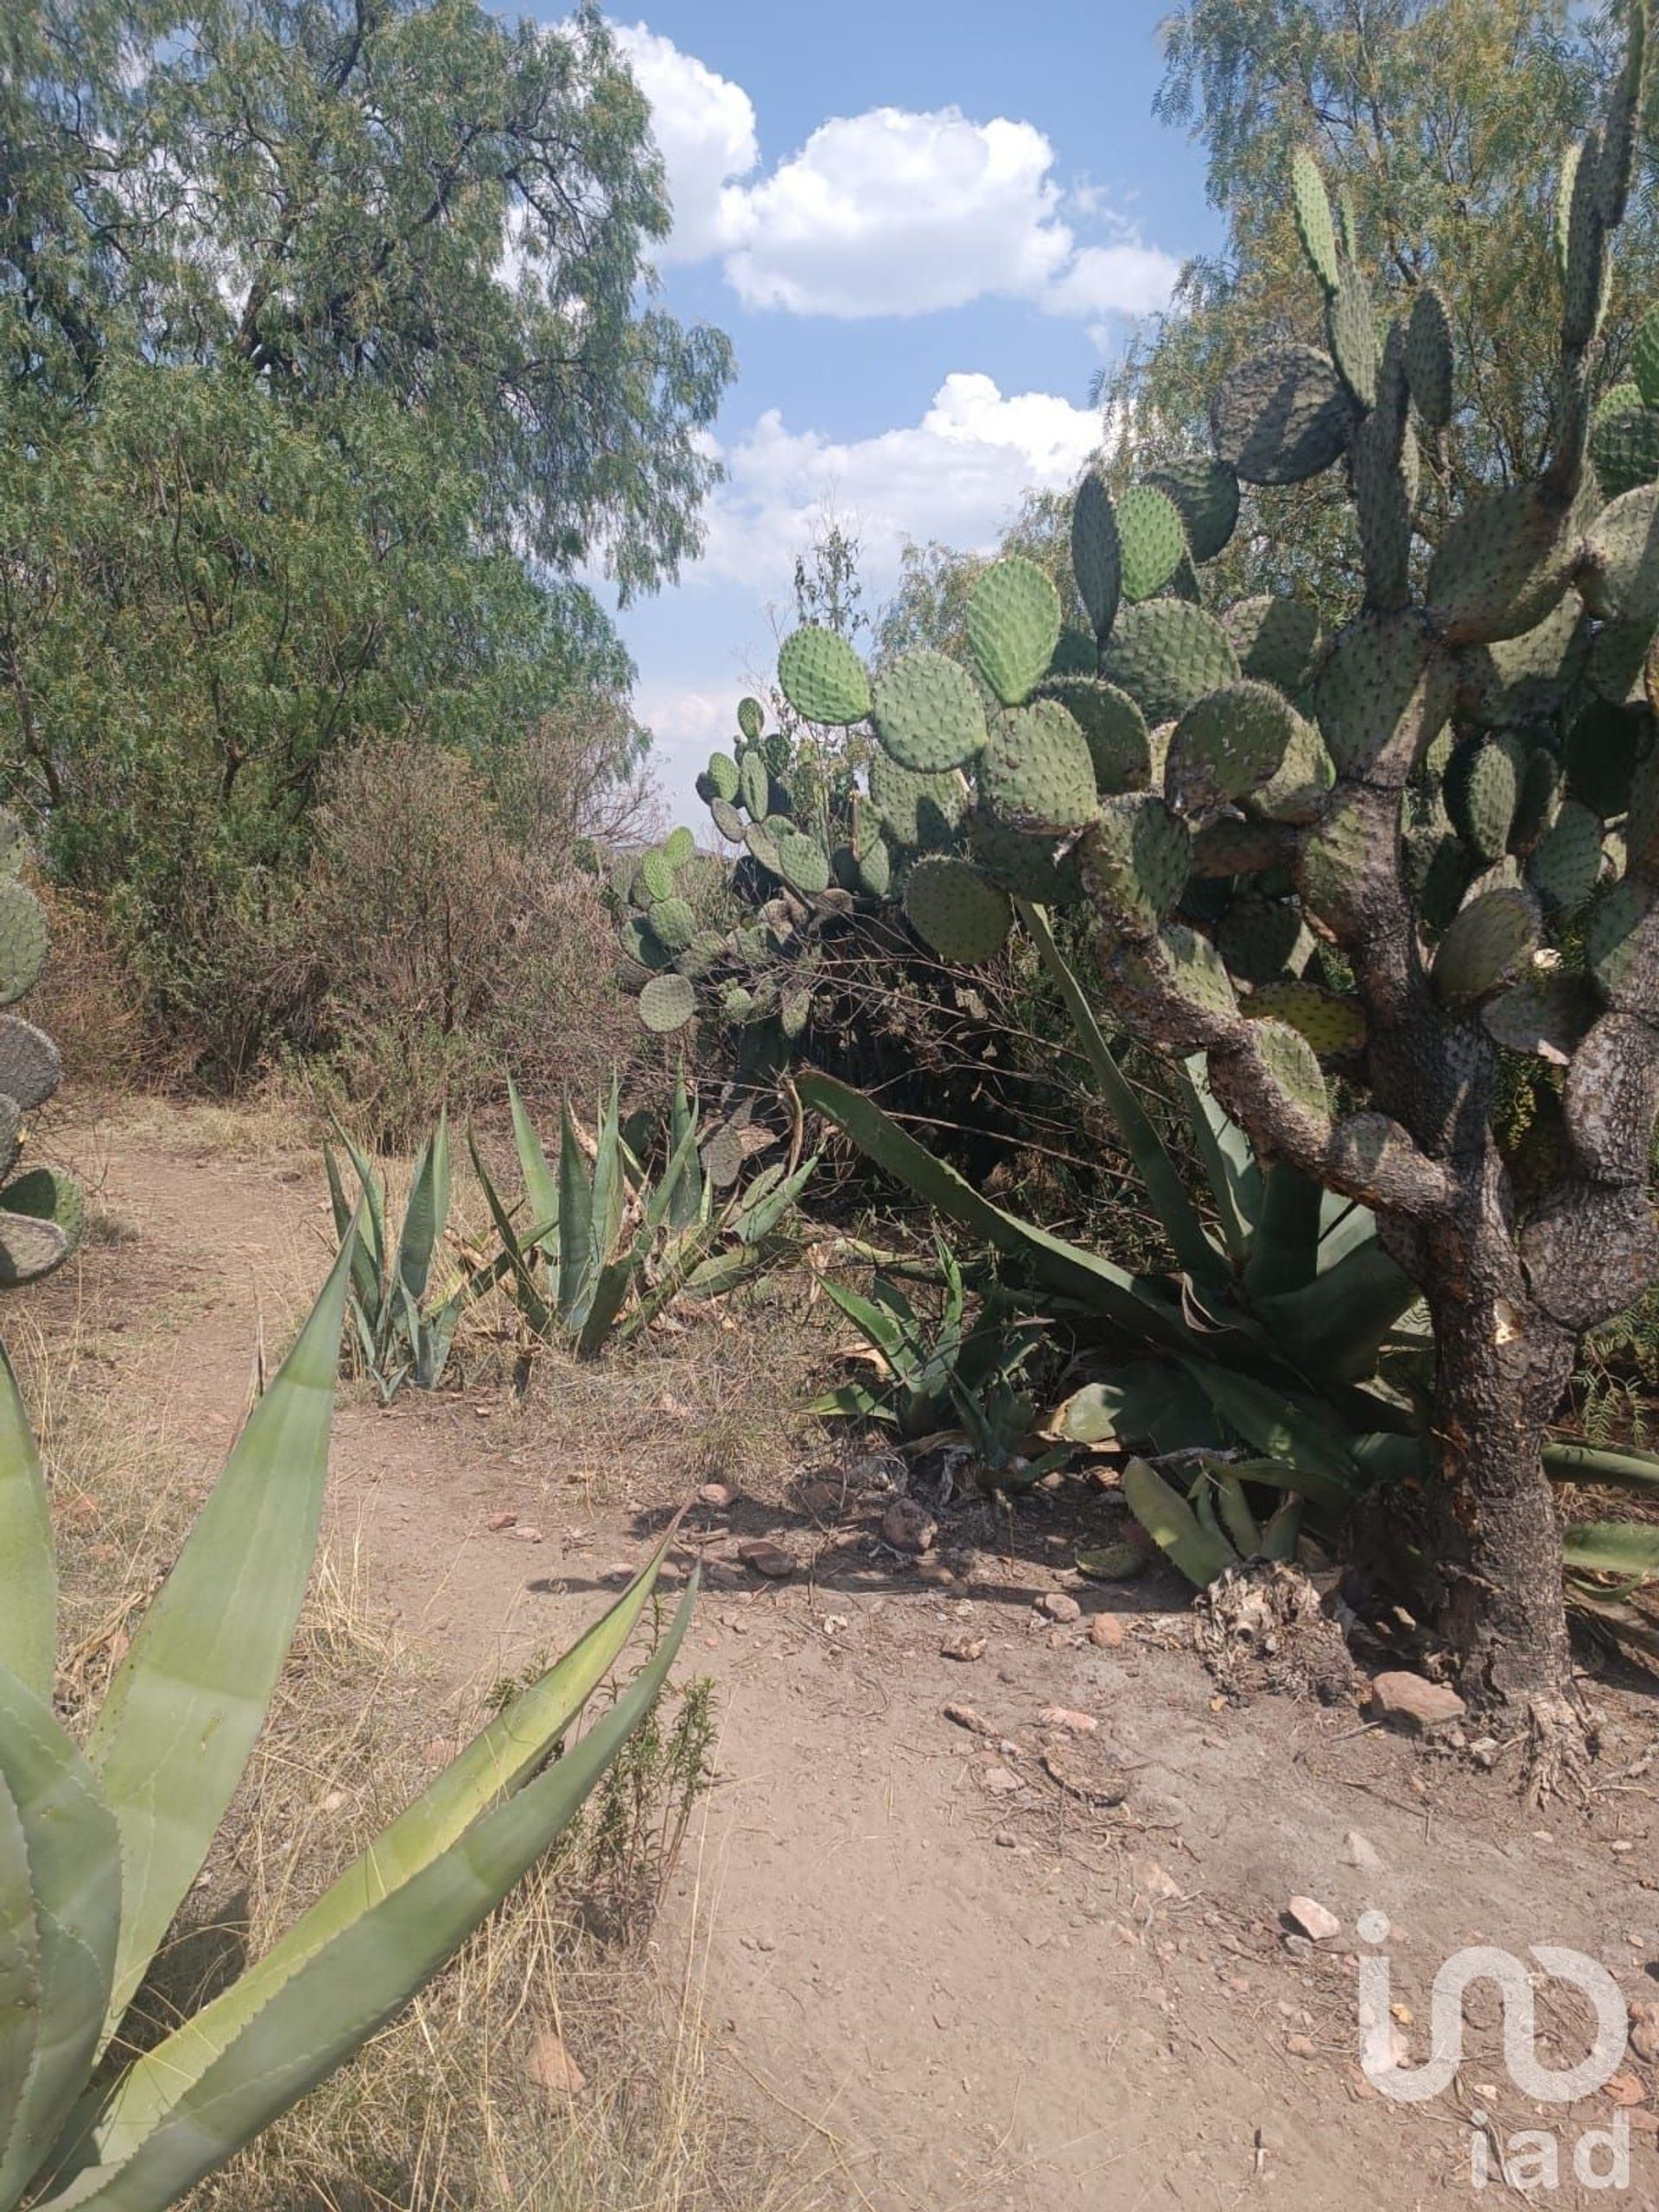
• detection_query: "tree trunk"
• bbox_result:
[1423,1243,1590,1802]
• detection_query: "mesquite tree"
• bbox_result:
[734,8,1659,1792]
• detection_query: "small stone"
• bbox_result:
[1090,1613,1126,1649]
[486,1510,518,1531]
[1605,2071,1648,2107]
[321,1789,346,1813]
[944,1703,995,1737]
[509,1524,544,1544]
[1283,1933,1315,1962]
[1632,2018,1659,2064]
[798,1479,842,1516]
[1612,1839,1636,1855]
[1039,1592,1082,1624]
[1342,1829,1383,1872]
[1285,2034,1318,2059]
[600,1562,633,1586]
[737,1538,793,1579]
[916,1557,956,1586]
[527,2029,587,2101]
[883,1498,938,1554]
[982,1764,1022,1796]
[1039,1707,1098,1734]
[1046,1628,1071,1649]
[1287,1897,1342,1942]
[698,1482,735,1509]
[1368,1670,1466,1733]
[942,1636,986,1662]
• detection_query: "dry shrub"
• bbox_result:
[279,740,641,1147]
[26,878,157,1096]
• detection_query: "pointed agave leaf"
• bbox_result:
[391,1112,450,1315]
[83,1242,354,2039]
[0,1344,53,1701]
[0,1764,41,2178]
[574,1106,704,1358]
[467,1131,550,1337]
[1121,1458,1237,1587]
[1242,1163,1323,1300]
[1255,1238,1420,1382]
[1018,903,1229,1297]
[1544,1440,1659,1491]
[1261,1495,1305,1562]
[1212,1467,1262,1557]
[507,1077,560,1273]
[1178,1362,1363,1503]
[77,1536,685,2173]
[322,1147,380,1331]
[1562,1522,1659,1580]
[555,1096,594,1326]
[0,1666,120,2208]
[36,1587,696,2212]
[1173,1058,1262,1258]
[733,1154,817,1246]
[665,1073,703,1232]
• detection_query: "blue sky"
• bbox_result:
[547,3,1225,811]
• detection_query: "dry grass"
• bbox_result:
[15,1260,820,2212]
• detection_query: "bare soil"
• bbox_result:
[31,1100,1659,2210]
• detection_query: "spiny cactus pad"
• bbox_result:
[1088,794,1190,931]
[740,750,770,820]
[1464,596,1590,728]
[1328,262,1378,409]
[966,557,1062,707]
[1431,887,1541,1006]
[978,699,1098,831]
[710,796,744,843]
[1039,677,1151,793]
[775,830,831,899]
[1101,602,1242,727]
[1290,147,1341,296]
[869,749,966,848]
[639,971,697,1033]
[0,1207,70,1287]
[1634,300,1659,408]
[1144,457,1240,565]
[1116,484,1188,603]
[737,696,765,743]
[1445,735,1522,864]
[1427,478,1592,645]
[620,914,669,969]
[1223,595,1321,693]
[1211,345,1357,485]
[664,825,696,868]
[1314,611,1449,776]
[1164,681,1298,813]
[871,649,987,772]
[1217,894,1308,983]
[903,856,1014,963]
[1252,1017,1331,1121]
[1582,482,1659,626]
[0,1016,60,1113]
[778,625,873,727]
[969,812,1084,906]
[1529,799,1605,913]
[1071,471,1122,639]
[1247,981,1366,1054]
[1160,924,1238,1019]
[707,752,741,804]
[648,895,696,953]
[1586,876,1656,1003]
[744,820,782,874]
[1482,972,1598,1062]
[1404,285,1454,429]
[1591,404,1659,499]
[1249,713,1335,824]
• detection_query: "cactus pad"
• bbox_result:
[1144,457,1241,564]
[1634,300,1659,408]
[620,914,670,969]
[978,699,1098,831]
[1591,404,1659,499]
[1087,794,1191,931]
[1404,285,1454,429]
[903,856,1014,963]
[0,815,26,879]
[1165,681,1298,813]
[1101,601,1242,726]
[1314,610,1450,776]
[1247,981,1365,1054]
[1116,484,1188,602]
[869,749,966,848]
[636,851,677,906]
[1223,594,1322,692]
[1582,482,1659,626]
[740,750,770,820]
[1586,876,1656,1004]
[1431,887,1540,1006]
[707,752,741,804]
[1427,477,1592,645]
[743,820,782,875]
[1160,925,1238,1019]
[0,1207,70,1287]
[648,895,696,953]
[0,1016,59,1113]
[1290,147,1341,296]
[737,696,765,743]
[778,625,873,726]
[677,929,728,980]
[1462,596,1589,728]
[1071,471,1122,639]
[1039,677,1151,793]
[1211,345,1357,484]
[1482,972,1598,1063]
[775,830,831,899]
[856,837,892,898]
[1528,799,1605,913]
[1217,893,1308,983]
[1252,1017,1331,1121]
[871,649,987,771]
[1300,798,1373,929]
[1248,713,1335,824]
[1327,261,1378,408]
[1445,735,1522,863]
[966,557,1063,707]
[710,796,744,843]
[639,972,697,1033]
[969,811,1084,906]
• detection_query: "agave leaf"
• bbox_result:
[804,1383,897,1424]
[390,1112,449,1316]
[467,1130,550,1336]
[1255,1238,1420,1382]
[0,1343,53,1700]
[507,1077,560,1274]
[1212,1466,1262,1556]
[1018,903,1230,1295]
[1561,1522,1659,1580]
[0,1764,41,2180]
[1121,1457,1238,1587]
[733,1155,817,1246]
[1261,1494,1305,1561]
[1050,1362,1227,1454]
[1243,1163,1322,1300]
[665,1072,703,1233]
[1173,1058,1262,1257]
[83,1240,353,2040]
[1545,1440,1659,1491]
[799,1073,1197,1351]
[575,1108,707,1357]
[555,1096,594,1326]
[331,1126,385,1296]
[818,1274,917,1382]
[1179,1361,1363,1491]
[0,1665,121,2209]
[77,1535,683,2172]
[36,1586,696,2212]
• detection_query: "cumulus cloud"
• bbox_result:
[609,23,1178,322]
[696,372,1103,594]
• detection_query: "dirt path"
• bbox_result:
[35,1102,1659,2210]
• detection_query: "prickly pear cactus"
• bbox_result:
[0,811,82,1284]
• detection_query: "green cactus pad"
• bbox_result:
[1588,618,1651,705]
[1582,482,1659,626]
[1482,972,1599,1062]
[1144,457,1241,565]
[1217,893,1308,983]
[737,696,765,743]
[1427,476,1594,645]
[664,825,696,868]
[1100,601,1242,726]
[1404,285,1454,429]
[743,820,782,874]
[639,849,674,903]
[1049,625,1098,677]
[1313,610,1450,776]
[1528,799,1605,913]
[1634,301,1659,408]
[871,649,988,771]
[778,625,873,726]
[1252,1017,1331,1121]
[1161,925,1238,1019]
[1039,677,1151,793]
[1087,794,1190,931]
[1222,595,1322,693]
[1444,735,1522,863]
[620,914,671,969]
[779,988,812,1041]
[1587,876,1656,1004]
[1211,344,1357,485]
[0,1209,70,1287]
[1,1165,84,1255]
[0,814,26,880]
[648,895,696,953]
[0,1016,59,1113]
[1431,887,1540,1006]
[965,557,1063,707]
[869,750,966,849]
[1248,713,1335,825]
[1327,262,1378,408]
[1590,404,1659,499]
[1566,699,1646,816]
[969,811,1084,906]
[639,972,697,1033]
[708,751,741,803]
[1246,981,1365,1054]
[1511,745,1562,852]
[855,838,892,897]
[1290,147,1341,296]
[1299,799,1372,929]
[739,750,771,821]
[977,699,1098,831]
[710,797,745,842]
[903,856,1014,963]
[1116,484,1188,603]
[1164,681,1298,813]
[1071,471,1122,639]
[1461,595,1589,728]
[775,830,831,899]
[676,929,728,980]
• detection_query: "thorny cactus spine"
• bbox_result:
[770,2,1659,1796]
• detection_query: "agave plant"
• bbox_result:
[469,1073,817,1360]
[0,1230,693,2209]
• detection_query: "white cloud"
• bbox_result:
[609,24,1178,323]
[696,372,1103,594]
